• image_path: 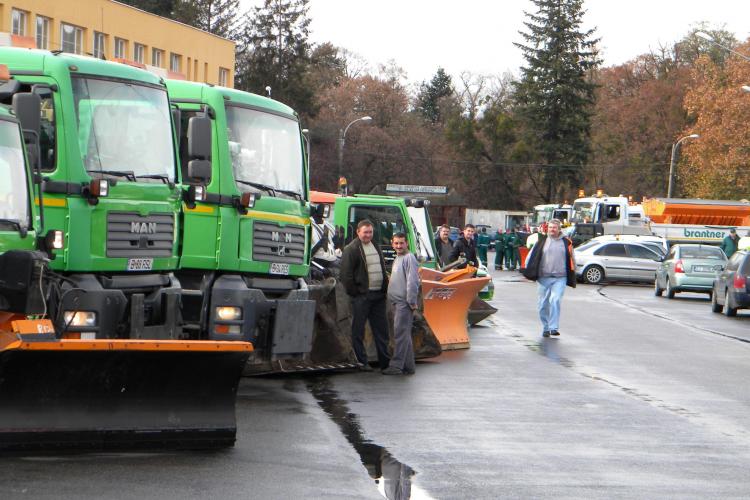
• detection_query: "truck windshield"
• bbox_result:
[0,120,30,229]
[72,77,175,181]
[226,105,304,199]
[407,206,435,263]
[533,207,552,225]
[572,202,594,223]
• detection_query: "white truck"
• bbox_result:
[569,196,750,245]
[532,203,573,229]
[465,208,530,234]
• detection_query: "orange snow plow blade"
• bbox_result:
[419,269,490,350]
[0,326,252,451]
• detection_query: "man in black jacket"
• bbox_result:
[449,224,478,269]
[340,219,390,371]
[520,219,576,338]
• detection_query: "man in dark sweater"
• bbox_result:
[434,224,453,268]
[449,224,478,269]
[340,220,390,371]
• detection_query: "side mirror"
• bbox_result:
[310,203,330,219]
[187,115,211,160]
[12,92,41,137]
[187,159,211,182]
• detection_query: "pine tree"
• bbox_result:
[119,0,174,17]
[514,0,600,201]
[416,68,455,124]
[174,0,241,40]
[235,0,314,116]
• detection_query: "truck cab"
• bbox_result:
[167,80,315,370]
[571,196,649,237]
[1,48,184,339]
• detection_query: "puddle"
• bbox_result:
[307,376,428,500]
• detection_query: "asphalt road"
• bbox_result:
[3,266,750,499]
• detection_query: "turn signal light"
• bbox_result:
[0,64,9,81]
[45,229,64,250]
[240,192,259,209]
[90,178,109,197]
[674,259,685,273]
[189,184,207,202]
[733,273,747,290]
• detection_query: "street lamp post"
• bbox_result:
[337,116,372,181]
[696,32,750,62]
[667,134,699,198]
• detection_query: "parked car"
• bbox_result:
[710,250,750,316]
[591,234,668,257]
[575,240,662,284]
[654,244,727,298]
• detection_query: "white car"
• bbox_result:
[575,240,662,284]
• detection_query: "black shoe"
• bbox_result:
[358,363,374,372]
[542,331,551,337]
[403,368,415,375]
[551,330,560,336]
[382,366,404,375]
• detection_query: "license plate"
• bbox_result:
[127,258,153,271]
[269,263,289,275]
[693,265,711,272]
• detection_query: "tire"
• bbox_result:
[711,288,722,313]
[654,276,663,296]
[665,277,676,299]
[583,265,604,285]
[724,290,738,317]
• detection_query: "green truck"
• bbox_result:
[0,51,252,450]
[167,80,316,373]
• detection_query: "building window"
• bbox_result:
[151,48,163,67]
[12,9,28,36]
[134,43,145,64]
[169,53,181,73]
[36,16,50,50]
[93,32,106,59]
[114,38,127,59]
[219,67,229,87]
[61,23,83,54]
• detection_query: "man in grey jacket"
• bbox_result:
[383,232,419,375]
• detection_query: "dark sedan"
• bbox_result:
[711,250,750,316]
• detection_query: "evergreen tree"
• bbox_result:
[174,0,241,39]
[514,0,600,201]
[416,68,455,124]
[235,0,314,117]
[119,0,174,17]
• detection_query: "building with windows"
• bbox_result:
[0,0,234,86]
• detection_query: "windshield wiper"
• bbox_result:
[0,218,28,238]
[274,188,303,201]
[135,173,172,185]
[235,179,276,196]
[87,169,136,182]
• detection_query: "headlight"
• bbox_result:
[215,306,242,321]
[63,311,97,327]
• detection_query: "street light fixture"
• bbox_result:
[667,134,699,198]
[742,85,750,93]
[696,31,750,62]
[337,116,372,181]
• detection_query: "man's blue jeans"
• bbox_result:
[537,276,567,333]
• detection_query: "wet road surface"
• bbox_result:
[3,265,750,498]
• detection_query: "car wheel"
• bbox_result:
[665,277,676,299]
[583,265,604,284]
[711,288,722,313]
[724,290,738,317]
[654,276,663,296]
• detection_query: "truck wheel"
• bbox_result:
[665,278,676,299]
[654,276,663,296]
[583,265,604,285]
[724,290,738,317]
[711,288,722,313]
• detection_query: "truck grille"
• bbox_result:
[253,221,305,265]
[106,212,175,258]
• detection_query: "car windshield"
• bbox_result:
[72,77,175,181]
[681,246,725,260]
[0,120,29,228]
[572,202,594,223]
[226,105,304,198]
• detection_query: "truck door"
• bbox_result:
[347,204,409,271]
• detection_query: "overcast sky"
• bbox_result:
[239,0,750,84]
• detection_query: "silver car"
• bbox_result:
[655,244,727,298]
[575,240,662,284]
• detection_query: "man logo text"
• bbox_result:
[131,222,157,234]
